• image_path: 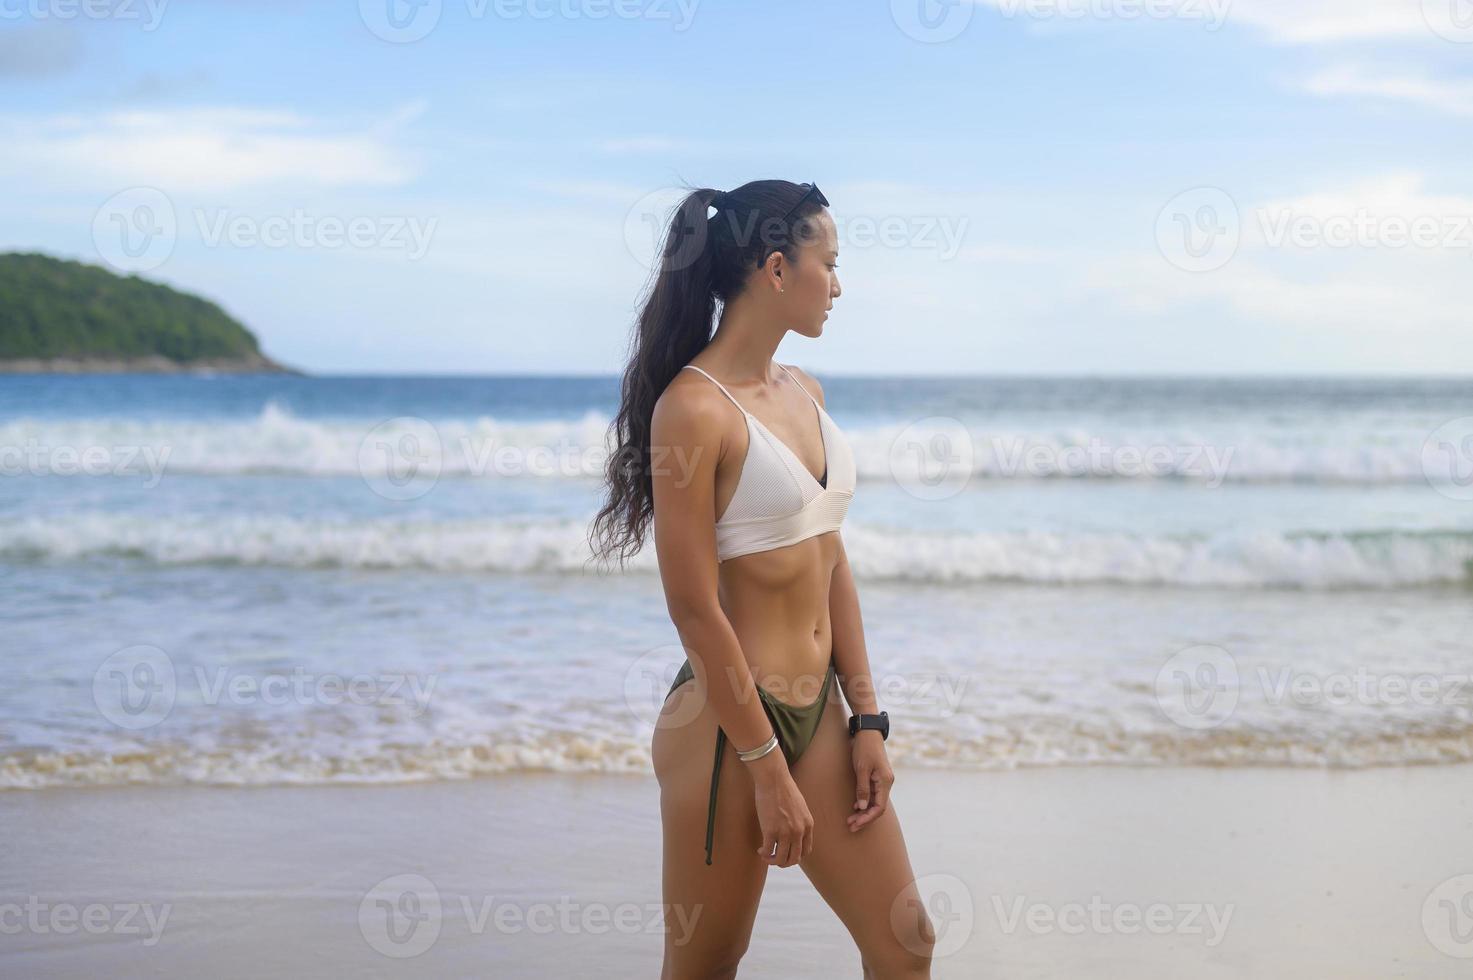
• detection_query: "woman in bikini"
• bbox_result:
[590,180,935,978]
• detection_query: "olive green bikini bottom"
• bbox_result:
[664,656,837,866]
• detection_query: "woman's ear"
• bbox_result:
[765,252,785,291]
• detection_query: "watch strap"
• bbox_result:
[848,711,889,740]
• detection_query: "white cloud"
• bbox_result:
[1223,0,1435,43]
[973,0,1450,44]
[1086,172,1473,333]
[1246,172,1473,245]
[0,105,424,193]
[1301,65,1473,116]
[1084,250,1467,335]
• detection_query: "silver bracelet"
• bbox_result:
[736,732,779,762]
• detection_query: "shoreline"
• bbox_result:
[0,355,300,375]
[3,765,1469,977]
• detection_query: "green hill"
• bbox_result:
[0,252,292,372]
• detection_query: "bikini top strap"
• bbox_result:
[775,362,820,409]
[680,364,751,417]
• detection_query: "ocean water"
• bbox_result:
[2,373,1471,788]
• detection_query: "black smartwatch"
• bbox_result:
[848,710,889,740]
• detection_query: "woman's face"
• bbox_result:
[783,209,841,338]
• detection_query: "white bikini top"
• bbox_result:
[681,362,856,562]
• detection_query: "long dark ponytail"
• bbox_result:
[587,179,828,569]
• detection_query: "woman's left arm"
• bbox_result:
[828,532,895,832]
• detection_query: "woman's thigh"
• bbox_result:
[652,681,770,977]
[790,695,936,976]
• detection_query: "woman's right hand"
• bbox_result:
[747,752,814,867]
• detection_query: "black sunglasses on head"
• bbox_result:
[778,182,828,224]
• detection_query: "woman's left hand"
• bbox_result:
[847,731,894,832]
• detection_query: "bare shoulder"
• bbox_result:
[651,368,732,453]
[781,362,826,408]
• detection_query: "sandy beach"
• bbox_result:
[3,764,1470,978]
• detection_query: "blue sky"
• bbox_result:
[3,0,1471,374]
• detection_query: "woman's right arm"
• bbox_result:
[649,382,815,867]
